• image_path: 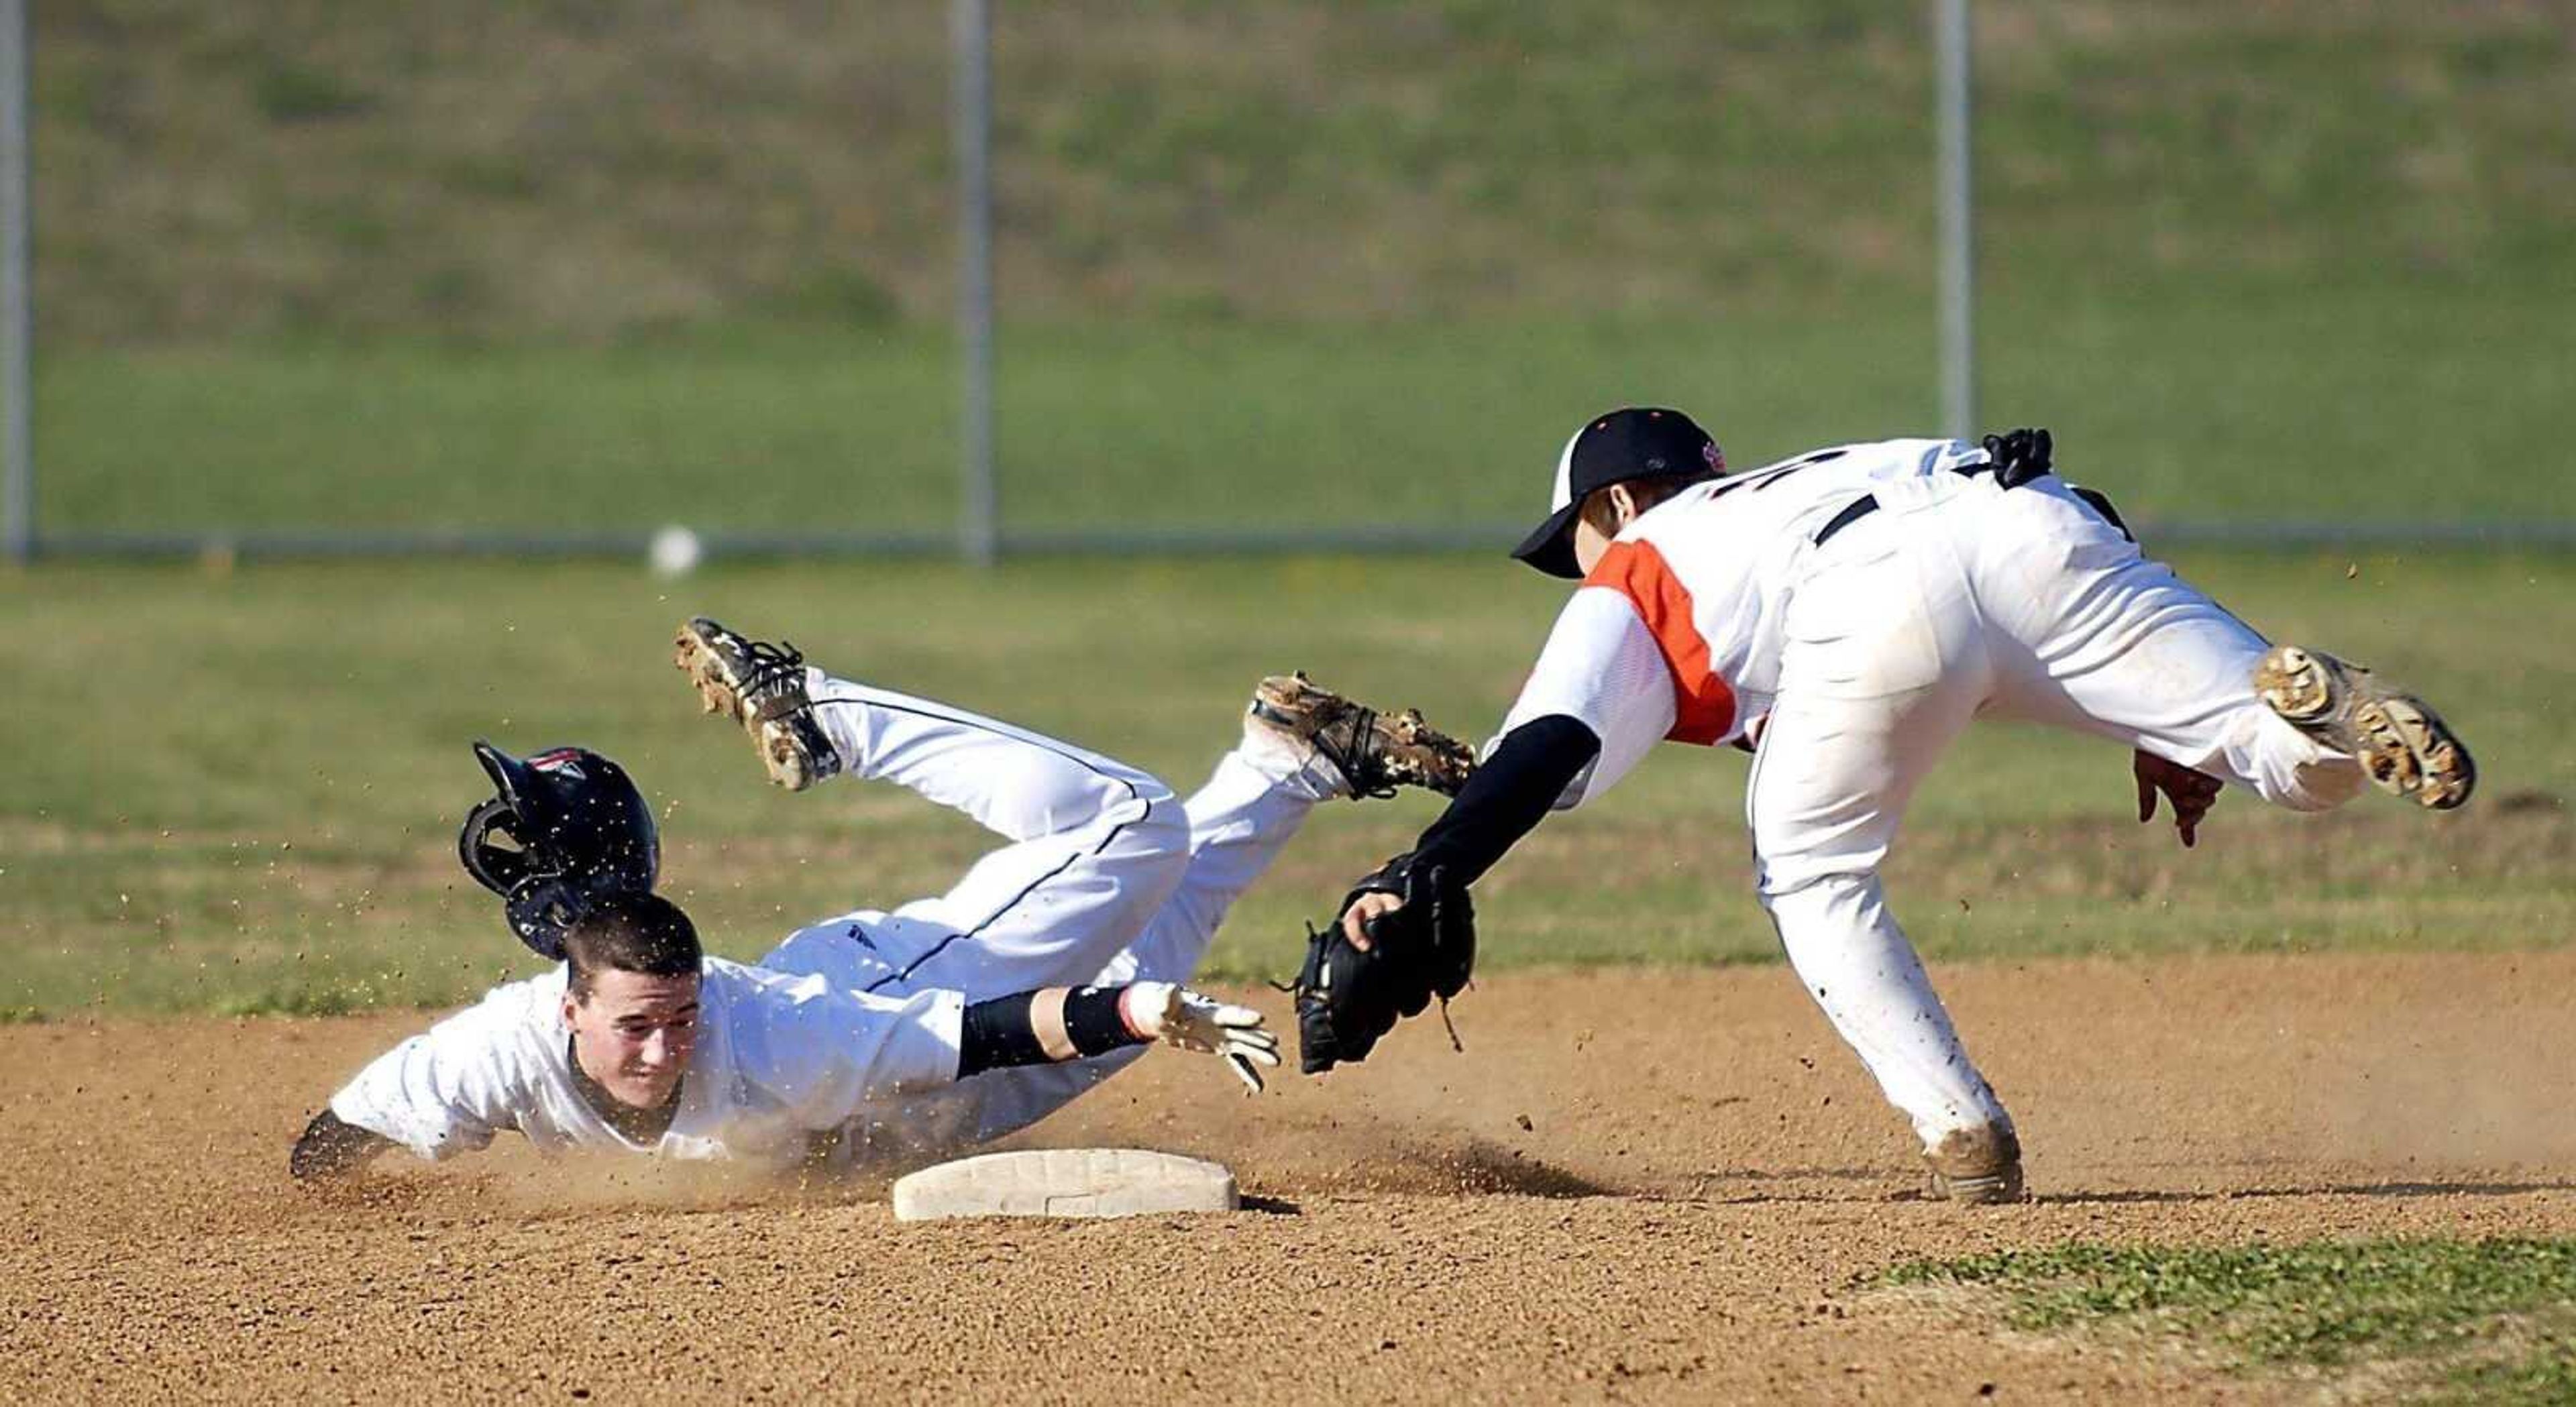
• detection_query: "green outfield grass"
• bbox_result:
[1885,1239,2576,1404]
[3,550,2566,1019]
[36,281,2576,538]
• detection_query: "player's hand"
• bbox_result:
[1120,982,1280,1094]
[1340,891,1405,950]
[2133,749,2223,848]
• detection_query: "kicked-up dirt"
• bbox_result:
[5,950,2575,1403]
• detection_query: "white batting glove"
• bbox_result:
[1120,982,1281,1094]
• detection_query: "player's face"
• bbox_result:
[1572,513,1614,575]
[1573,483,1648,574]
[564,968,702,1110]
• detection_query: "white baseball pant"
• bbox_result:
[756,672,1341,1165]
[1750,469,2366,1150]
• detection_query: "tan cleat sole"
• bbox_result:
[674,627,748,723]
[1925,1123,2027,1206]
[672,618,835,792]
[2255,644,2475,810]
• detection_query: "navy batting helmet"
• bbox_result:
[456,741,661,960]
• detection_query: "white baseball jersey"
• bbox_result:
[1489,429,2367,1160]
[329,956,963,1168]
[1497,437,1986,804]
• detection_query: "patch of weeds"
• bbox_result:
[413,264,494,319]
[1884,1239,2576,1399]
[759,266,902,328]
[2434,1343,2576,1406]
[435,152,546,203]
[0,1004,44,1025]
[252,63,376,124]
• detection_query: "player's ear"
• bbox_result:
[1607,482,1642,528]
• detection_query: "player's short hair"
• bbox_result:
[562,891,702,1001]
[1580,468,1717,530]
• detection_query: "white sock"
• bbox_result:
[1235,719,1349,803]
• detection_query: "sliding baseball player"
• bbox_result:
[291,619,1471,1179]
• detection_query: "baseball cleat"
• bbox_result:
[1924,1123,2026,1206]
[672,617,843,791]
[1248,673,1475,799]
[2255,644,2475,809]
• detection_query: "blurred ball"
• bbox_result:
[649,525,704,579]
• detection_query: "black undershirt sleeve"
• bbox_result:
[1405,714,1603,888]
[289,1108,396,1181]
[956,986,1150,1078]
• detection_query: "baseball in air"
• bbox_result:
[649,525,704,579]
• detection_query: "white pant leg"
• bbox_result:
[1751,496,2015,1149]
[1961,477,2365,812]
[806,671,1173,842]
[764,674,1191,1001]
[1103,738,1342,984]
[841,736,1340,1158]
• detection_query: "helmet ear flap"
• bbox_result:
[462,799,585,960]
[504,879,582,962]
[458,795,537,899]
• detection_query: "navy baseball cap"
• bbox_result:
[1509,407,1725,579]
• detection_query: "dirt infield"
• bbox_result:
[7,950,2575,1403]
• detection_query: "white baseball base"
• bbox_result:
[891,1148,1238,1222]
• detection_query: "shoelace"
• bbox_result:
[737,636,808,701]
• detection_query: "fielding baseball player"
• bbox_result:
[1290,408,2476,1204]
[290,618,1472,1180]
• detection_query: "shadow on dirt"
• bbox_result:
[2240,1178,2576,1198]
[2038,1178,2576,1206]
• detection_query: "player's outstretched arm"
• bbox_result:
[1287,716,1599,1074]
[289,1108,396,1182]
[957,982,1279,1093]
[1338,713,1601,946]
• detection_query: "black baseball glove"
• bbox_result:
[1290,852,1475,1073]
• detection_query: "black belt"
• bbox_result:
[1813,494,1879,546]
[1813,458,2017,546]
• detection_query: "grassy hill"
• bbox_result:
[32,1,2575,344]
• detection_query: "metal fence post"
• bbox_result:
[1935,0,1975,443]
[953,0,997,567]
[1,0,31,565]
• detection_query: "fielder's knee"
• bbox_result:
[1754,865,1889,935]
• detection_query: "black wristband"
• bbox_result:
[1062,985,1142,1057]
[957,986,1152,1078]
[958,994,1048,1076]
